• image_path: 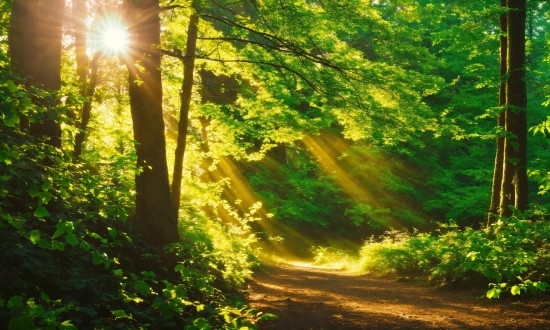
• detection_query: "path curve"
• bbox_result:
[247,264,550,329]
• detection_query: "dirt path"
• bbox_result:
[247,263,550,329]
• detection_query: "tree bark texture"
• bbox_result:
[9,0,64,147]
[125,0,179,249]
[488,0,507,223]
[500,0,528,216]
[170,14,199,220]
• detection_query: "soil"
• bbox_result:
[246,263,550,330]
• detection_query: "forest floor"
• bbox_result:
[246,263,550,329]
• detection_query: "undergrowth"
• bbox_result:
[356,218,550,298]
[0,64,273,329]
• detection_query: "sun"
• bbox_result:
[101,27,128,53]
[94,15,129,56]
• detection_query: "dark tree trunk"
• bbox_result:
[170,14,199,220]
[500,0,528,216]
[9,0,64,147]
[488,0,507,224]
[125,0,178,249]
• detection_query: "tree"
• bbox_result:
[497,0,528,217]
[8,0,64,147]
[124,0,179,249]
[488,0,508,222]
[170,13,199,220]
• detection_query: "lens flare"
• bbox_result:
[101,27,128,54]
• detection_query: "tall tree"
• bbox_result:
[8,0,64,147]
[125,0,179,249]
[488,0,508,223]
[499,0,528,216]
[170,13,199,219]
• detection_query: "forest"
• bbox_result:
[1,0,550,328]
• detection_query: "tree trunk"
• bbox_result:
[73,54,100,158]
[500,0,528,216]
[170,14,199,220]
[125,0,179,249]
[488,0,507,224]
[9,0,64,147]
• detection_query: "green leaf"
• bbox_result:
[29,187,40,198]
[107,227,118,238]
[511,285,521,296]
[259,313,278,321]
[112,310,128,319]
[92,250,104,265]
[192,318,211,329]
[65,234,78,247]
[7,295,23,308]
[51,240,65,251]
[37,239,50,249]
[135,281,150,296]
[59,320,77,330]
[29,230,41,244]
[486,288,500,299]
[35,206,50,218]
[79,240,90,251]
[8,316,35,330]
[535,282,548,292]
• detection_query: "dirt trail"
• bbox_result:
[247,264,550,329]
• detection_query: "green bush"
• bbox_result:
[358,218,550,298]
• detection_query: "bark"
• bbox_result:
[125,0,178,249]
[500,0,528,216]
[170,14,199,220]
[9,0,64,147]
[488,0,507,224]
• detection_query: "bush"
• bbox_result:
[358,218,550,298]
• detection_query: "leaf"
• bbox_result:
[29,187,40,198]
[29,230,40,244]
[259,313,278,321]
[135,281,150,296]
[196,304,204,312]
[35,206,50,218]
[92,250,104,265]
[112,310,128,319]
[7,295,23,308]
[79,240,90,251]
[37,239,50,249]
[486,288,500,299]
[535,282,548,292]
[59,320,77,330]
[65,234,78,247]
[107,227,118,238]
[8,316,35,330]
[51,240,65,251]
[511,285,521,296]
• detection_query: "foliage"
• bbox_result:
[0,65,270,328]
[357,216,550,298]
[310,246,359,271]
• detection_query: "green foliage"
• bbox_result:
[358,216,550,298]
[0,67,263,329]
